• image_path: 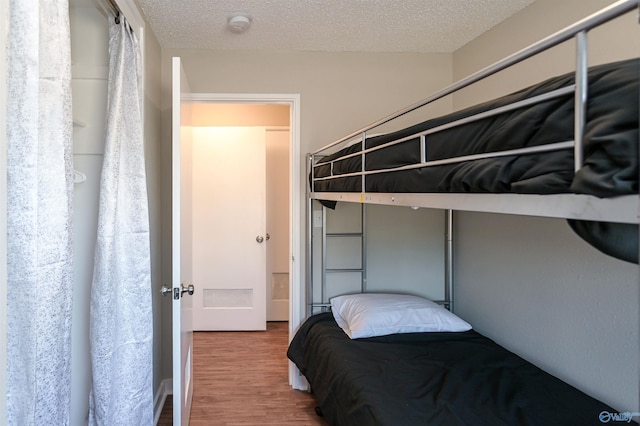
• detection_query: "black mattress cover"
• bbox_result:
[288,313,630,426]
[312,59,638,198]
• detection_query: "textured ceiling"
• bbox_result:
[132,0,537,53]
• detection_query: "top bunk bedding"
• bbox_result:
[310,58,639,263]
[311,58,638,200]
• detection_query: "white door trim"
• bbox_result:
[185,92,303,387]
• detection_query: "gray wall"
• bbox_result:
[69,6,108,423]
[312,203,446,308]
[141,6,165,406]
[452,0,639,411]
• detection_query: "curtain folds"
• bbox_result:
[6,0,74,424]
[88,15,153,425]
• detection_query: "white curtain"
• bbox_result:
[89,15,153,425]
[5,0,74,424]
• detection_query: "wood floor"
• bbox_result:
[157,322,327,425]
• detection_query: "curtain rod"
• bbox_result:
[104,0,121,24]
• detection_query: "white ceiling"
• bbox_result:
[73,0,537,53]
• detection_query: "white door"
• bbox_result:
[171,57,194,426]
[192,126,267,331]
[265,129,290,321]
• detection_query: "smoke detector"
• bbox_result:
[228,13,252,33]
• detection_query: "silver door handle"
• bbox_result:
[256,235,264,243]
[160,286,172,297]
[181,283,195,296]
[266,233,270,241]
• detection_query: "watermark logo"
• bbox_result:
[599,411,640,423]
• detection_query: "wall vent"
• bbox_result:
[203,289,253,308]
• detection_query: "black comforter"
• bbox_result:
[288,313,630,426]
[312,59,638,197]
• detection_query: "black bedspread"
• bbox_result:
[288,313,629,426]
[312,59,638,198]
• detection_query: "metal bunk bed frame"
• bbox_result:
[305,0,639,316]
[306,202,455,316]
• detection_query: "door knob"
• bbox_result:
[256,235,264,243]
[181,283,195,296]
[160,286,172,297]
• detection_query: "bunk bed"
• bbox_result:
[306,4,638,263]
[288,1,639,425]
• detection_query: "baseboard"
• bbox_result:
[153,378,173,425]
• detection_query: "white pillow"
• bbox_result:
[330,293,472,339]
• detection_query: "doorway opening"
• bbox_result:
[188,103,290,329]
[183,93,302,355]
[173,90,304,400]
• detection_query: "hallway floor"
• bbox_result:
[157,322,326,425]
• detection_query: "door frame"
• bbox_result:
[186,92,303,388]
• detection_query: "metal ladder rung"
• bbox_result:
[326,232,363,237]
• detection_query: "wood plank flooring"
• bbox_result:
[157,322,327,425]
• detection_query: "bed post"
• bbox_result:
[574,30,588,171]
[361,131,366,192]
[321,205,328,308]
[306,153,314,318]
[361,203,367,294]
[445,209,454,313]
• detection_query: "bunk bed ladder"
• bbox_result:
[320,203,367,312]
[307,200,367,316]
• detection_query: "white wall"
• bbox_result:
[452,0,639,411]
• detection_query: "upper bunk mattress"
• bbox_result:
[288,312,631,426]
[312,59,638,198]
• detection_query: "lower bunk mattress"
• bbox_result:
[287,312,629,426]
